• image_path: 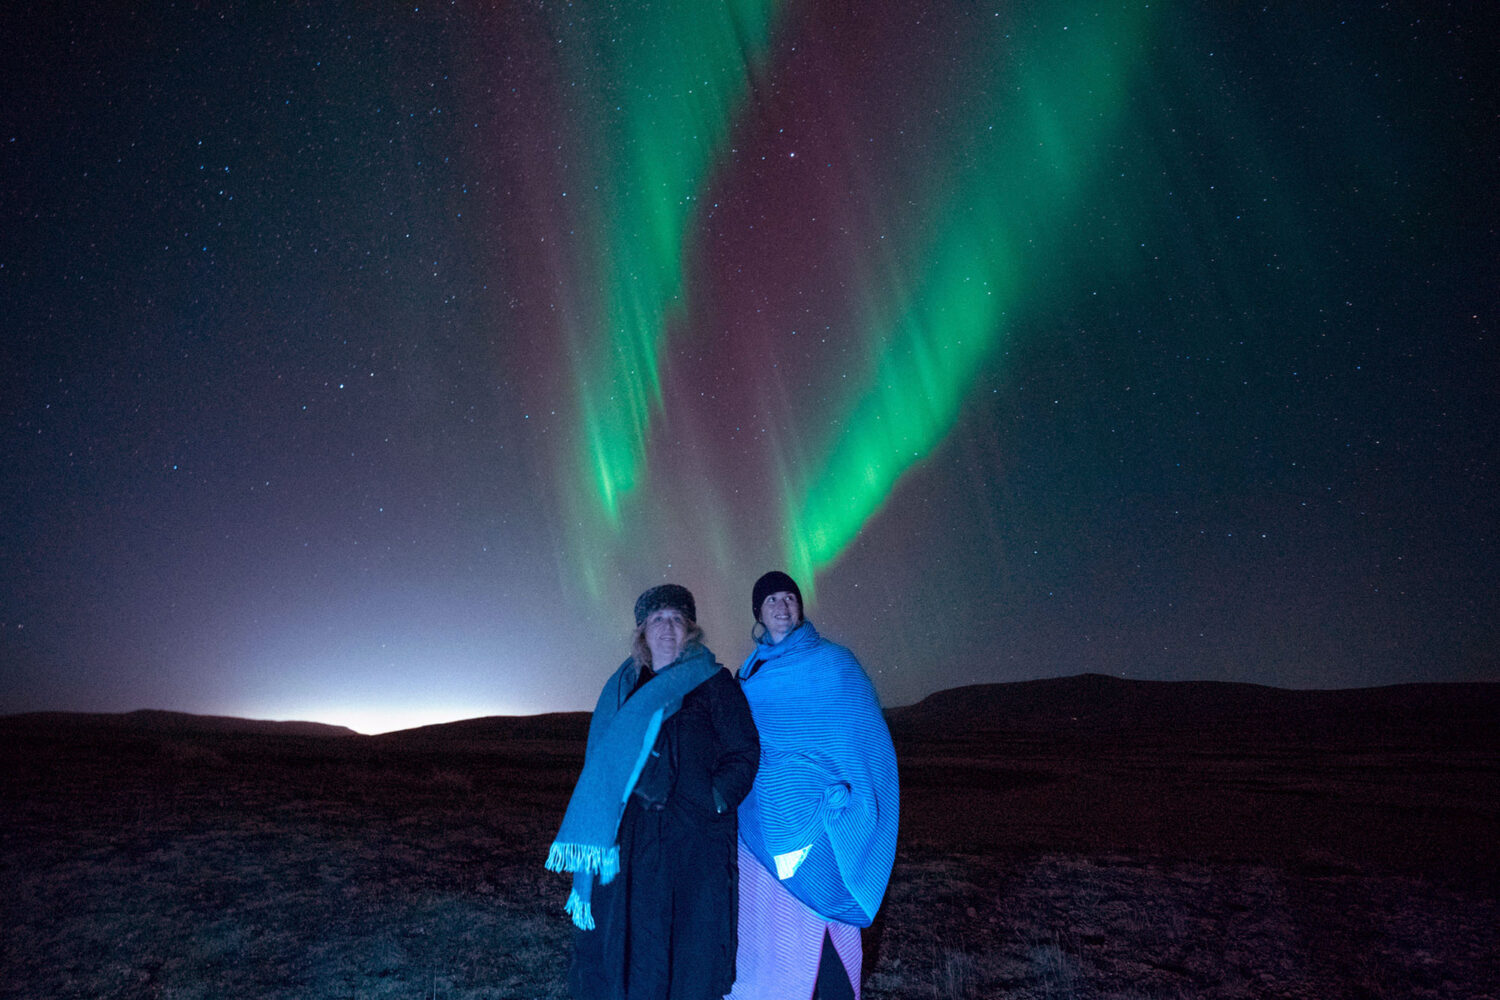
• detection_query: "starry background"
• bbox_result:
[3,2,1495,733]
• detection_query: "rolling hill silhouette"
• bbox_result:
[0,709,358,738]
[886,673,1500,746]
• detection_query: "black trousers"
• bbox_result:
[813,929,856,1000]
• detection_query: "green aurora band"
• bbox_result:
[560,0,782,533]
[782,2,1158,591]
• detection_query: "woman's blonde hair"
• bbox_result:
[632,619,705,670]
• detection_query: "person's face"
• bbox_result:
[759,591,801,643]
[645,607,688,667]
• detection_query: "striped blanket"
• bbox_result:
[736,621,898,927]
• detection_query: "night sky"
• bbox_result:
[3,2,1496,733]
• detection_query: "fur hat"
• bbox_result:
[634,584,696,627]
[751,570,803,620]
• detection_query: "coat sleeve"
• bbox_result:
[708,670,761,814]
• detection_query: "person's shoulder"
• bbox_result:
[704,664,741,691]
[809,631,861,667]
[816,632,854,655]
[598,656,638,694]
[682,664,746,712]
[807,634,881,697]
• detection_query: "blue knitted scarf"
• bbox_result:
[737,621,899,927]
[546,645,720,930]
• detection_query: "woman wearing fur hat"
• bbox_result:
[548,583,761,1000]
[729,572,899,1000]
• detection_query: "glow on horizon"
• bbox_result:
[247,701,535,737]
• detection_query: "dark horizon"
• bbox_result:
[6,670,1496,737]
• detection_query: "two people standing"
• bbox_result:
[548,572,899,1000]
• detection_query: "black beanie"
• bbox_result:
[751,570,802,619]
[634,584,696,626]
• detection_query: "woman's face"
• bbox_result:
[644,607,688,667]
[759,590,801,643]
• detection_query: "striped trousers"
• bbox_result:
[729,840,861,1000]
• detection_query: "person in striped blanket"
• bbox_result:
[730,571,900,1000]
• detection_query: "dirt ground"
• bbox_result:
[1,712,1496,999]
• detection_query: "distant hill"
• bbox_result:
[887,673,1500,746]
[371,711,590,745]
[0,709,358,738]
[0,708,588,745]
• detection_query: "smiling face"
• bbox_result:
[644,607,689,668]
[758,590,802,644]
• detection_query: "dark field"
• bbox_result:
[2,678,1497,999]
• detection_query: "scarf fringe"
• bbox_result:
[546,841,620,881]
[564,888,595,931]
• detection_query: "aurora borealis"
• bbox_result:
[3,2,1496,732]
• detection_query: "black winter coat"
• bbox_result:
[570,666,760,1000]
